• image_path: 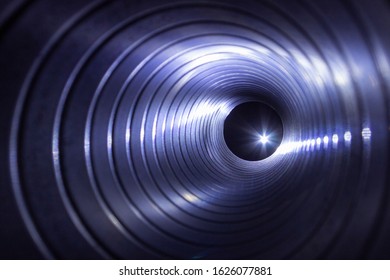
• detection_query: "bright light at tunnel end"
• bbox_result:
[258,133,269,144]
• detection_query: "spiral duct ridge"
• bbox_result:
[0,0,390,259]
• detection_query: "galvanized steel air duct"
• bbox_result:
[0,0,390,259]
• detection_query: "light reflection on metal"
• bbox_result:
[275,130,358,156]
[344,131,352,142]
[362,127,372,141]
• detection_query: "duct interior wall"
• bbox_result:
[0,0,390,259]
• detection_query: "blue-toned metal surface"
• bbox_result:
[0,0,389,259]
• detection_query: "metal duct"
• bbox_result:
[0,0,389,259]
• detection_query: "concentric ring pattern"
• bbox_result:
[1,0,390,259]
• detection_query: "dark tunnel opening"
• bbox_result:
[223,102,283,161]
